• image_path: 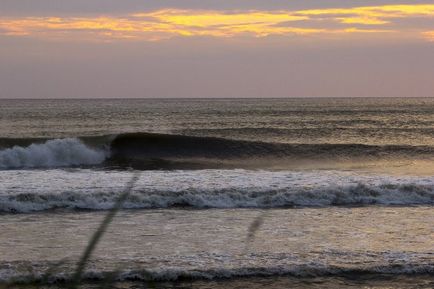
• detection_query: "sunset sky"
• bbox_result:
[1,0,434,98]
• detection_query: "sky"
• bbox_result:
[1,0,434,98]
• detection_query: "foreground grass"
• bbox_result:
[0,172,268,289]
[68,173,140,289]
[1,173,142,289]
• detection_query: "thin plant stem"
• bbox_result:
[69,172,140,289]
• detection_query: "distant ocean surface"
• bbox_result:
[0,98,433,288]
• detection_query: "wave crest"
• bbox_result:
[1,133,434,170]
[1,177,433,213]
[1,251,433,284]
[0,138,107,169]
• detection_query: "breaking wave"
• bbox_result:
[0,138,107,169]
[108,132,434,160]
[1,169,433,213]
[1,251,433,284]
[1,132,434,170]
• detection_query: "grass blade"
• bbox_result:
[244,210,268,254]
[69,172,140,289]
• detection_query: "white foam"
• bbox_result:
[0,251,433,283]
[0,138,107,169]
[0,169,433,213]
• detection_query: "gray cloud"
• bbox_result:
[1,1,433,98]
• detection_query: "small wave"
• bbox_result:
[2,265,434,284]
[1,169,433,213]
[2,184,433,213]
[1,251,433,284]
[0,138,107,169]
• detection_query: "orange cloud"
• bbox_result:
[422,31,434,41]
[296,4,434,24]
[141,9,308,27]
[0,4,433,41]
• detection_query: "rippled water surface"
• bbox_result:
[1,98,433,145]
[0,98,433,288]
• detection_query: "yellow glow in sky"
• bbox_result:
[0,4,434,41]
[423,31,434,41]
[143,9,308,27]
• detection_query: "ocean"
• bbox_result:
[0,98,433,288]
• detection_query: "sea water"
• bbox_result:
[0,98,433,288]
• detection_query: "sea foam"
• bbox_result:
[0,169,433,213]
[0,138,107,169]
[0,251,433,283]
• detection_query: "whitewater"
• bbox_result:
[0,138,106,169]
[1,169,434,213]
[1,98,433,288]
